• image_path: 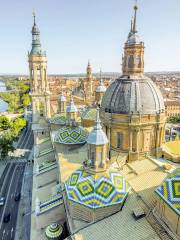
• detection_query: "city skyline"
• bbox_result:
[0,0,180,74]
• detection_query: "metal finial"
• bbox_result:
[133,0,138,33]
[33,11,36,25]
[94,107,102,130]
[88,59,91,67]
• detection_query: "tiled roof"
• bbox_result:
[49,114,67,125]
[81,108,97,121]
[37,161,57,175]
[38,148,54,157]
[38,194,63,215]
[54,127,87,145]
[65,168,130,209]
[155,168,180,216]
[72,192,161,240]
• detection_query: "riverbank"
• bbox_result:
[0,78,30,113]
[0,80,8,112]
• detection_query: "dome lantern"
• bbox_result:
[87,108,109,171]
[122,3,144,76]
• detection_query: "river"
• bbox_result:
[0,80,8,112]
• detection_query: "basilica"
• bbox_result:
[30,4,180,240]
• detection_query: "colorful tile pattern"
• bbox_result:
[81,108,97,121]
[49,114,67,125]
[155,168,180,216]
[65,168,130,209]
[38,162,57,175]
[54,127,87,145]
[39,194,63,215]
[45,223,63,239]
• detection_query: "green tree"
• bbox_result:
[167,116,180,124]
[0,116,11,131]
[11,117,27,136]
[22,94,30,108]
[0,131,15,158]
[18,81,30,93]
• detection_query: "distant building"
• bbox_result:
[165,99,180,117]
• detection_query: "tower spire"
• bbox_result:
[122,2,144,75]
[33,11,36,25]
[94,107,102,130]
[133,1,138,33]
[100,68,103,86]
[30,13,44,55]
[128,17,134,39]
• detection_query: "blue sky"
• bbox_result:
[0,0,180,74]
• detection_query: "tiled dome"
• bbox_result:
[155,168,180,216]
[54,126,87,145]
[101,76,165,115]
[45,223,63,239]
[65,168,130,209]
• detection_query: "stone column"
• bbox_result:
[156,126,160,148]
[40,67,45,92]
[45,95,51,118]
[34,66,38,91]
[129,129,133,151]
[136,128,140,152]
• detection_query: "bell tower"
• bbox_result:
[84,60,93,101]
[122,4,144,76]
[28,13,51,126]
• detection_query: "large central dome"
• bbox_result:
[101,75,165,115]
[100,4,166,161]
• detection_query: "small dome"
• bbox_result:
[96,85,107,93]
[101,76,165,114]
[49,114,66,125]
[66,98,78,113]
[87,108,108,145]
[126,33,141,45]
[155,168,180,216]
[65,168,130,209]
[45,223,63,239]
[54,126,87,145]
[32,24,40,34]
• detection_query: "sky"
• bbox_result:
[0,0,180,74]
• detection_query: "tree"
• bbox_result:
[0,117,27,159]
[22,94,30,108]
[167,116,180,124]
[0,115,11,131]
[11,117,27,137]
[0,131,15,158]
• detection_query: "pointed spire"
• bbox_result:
[94,107,102,130]
[30,12,43,55]
[66,89,78,113]
[128,17,133,39]
[33,11,36,26]
[131,17,133,32]
[133,1,138,33]
[99,68,103,86]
